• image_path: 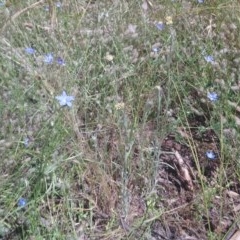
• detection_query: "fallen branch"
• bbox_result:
[174,150,194,191]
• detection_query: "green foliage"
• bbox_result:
[0,0,240,239]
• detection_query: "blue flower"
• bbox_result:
[156,22,165,31]
[44,53,54,64]
[206,150,216,160]
[207,92,218,102]
[25,47,36,55]
[56,2,62,8]
[0,1,5,7]
[55,91,74,107]
[152,47,160,53]
[204,55,214,63]
[24,137,29,147]
[56,57,65,66]
[44,2,62,11]
[18,198,27,208]
[198,0,204,3]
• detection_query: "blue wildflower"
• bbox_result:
[206,150,216,160]
[44,2,62,11]
[152,47,160,53]
[55,91,74,107]
[207,92,218,102]
[198,0,204,3]
[204,55,214,63]
[24,137,29,147]
[44,53,54,64]
[156,22,165,31]
[56,2,62,8]
[18,198,27,208]
[56,57,66,66]
[25,47,36,55]
[0,1,5,7]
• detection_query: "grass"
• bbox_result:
[0,0,240,239]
